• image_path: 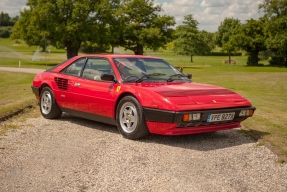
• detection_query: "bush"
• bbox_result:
[269,56,287,67]
[259,50,272,60]
[207,52,242,56]
[14,39,22,44]
[0,26,12,38]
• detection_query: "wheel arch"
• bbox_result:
[39,83,50,95]
[114,92,150,139]
[39,85,62,119]
[114,92,139,120]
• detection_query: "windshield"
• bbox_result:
[113,58,190,82]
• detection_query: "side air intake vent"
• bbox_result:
[54,77,69,90]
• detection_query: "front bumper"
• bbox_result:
[143,106,256,135]
[146,121,241,135]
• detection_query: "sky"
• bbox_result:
[0,0,264,32]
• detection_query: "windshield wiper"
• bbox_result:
[135,73,166,83]
[167,74,188,82]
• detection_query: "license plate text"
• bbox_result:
[207,112,235,122]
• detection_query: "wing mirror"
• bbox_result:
[101,74,115,82]
[186,73,192,80]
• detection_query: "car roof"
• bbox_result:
[78,54,161,59]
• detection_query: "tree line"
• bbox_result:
[173,0,287,67]
[0,12,19,38]
[6,0,287,66]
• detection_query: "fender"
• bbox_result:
[114,84,179,111]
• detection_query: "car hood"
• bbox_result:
[133,82,250,110]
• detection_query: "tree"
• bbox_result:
[215,18,241,64]
[11,0,111,59]
[173,14,210,62]
[0,12,12,26]
[259,0,287,66]
[100,0,123,53]
[199,30,216,51]
[232,18,266,65]
[11,9,48,52]
[115,0,175,55]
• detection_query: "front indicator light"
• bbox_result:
[239,110,254,117]
[183,114,192,122]
[183,113,201,122]
[249,110,254,117]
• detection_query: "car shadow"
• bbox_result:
[141,130,259,151]
[239,128,270,141]
[56,113,262,152]
[57,113,119,134]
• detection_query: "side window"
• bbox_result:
[61,58,86,76]
[82,58,114,81]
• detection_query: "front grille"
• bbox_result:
[54,77,69,90]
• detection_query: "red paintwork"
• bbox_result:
[32,54,254,136]
[116,82,251,111]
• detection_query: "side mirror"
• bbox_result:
[186,74,192,79]
[101,74,115,82]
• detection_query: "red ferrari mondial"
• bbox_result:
[31,54,255,139]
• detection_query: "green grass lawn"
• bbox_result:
[0,38,66,68]
[1,38,287,160]
[0,72,37,116]
[185,67,287,158]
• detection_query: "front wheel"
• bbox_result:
[40,87,62,119]
[116,96,149,140]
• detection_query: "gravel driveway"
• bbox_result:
[0,107,287,192]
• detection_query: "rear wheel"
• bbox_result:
[40,87,62,119]
[116,96,149,140]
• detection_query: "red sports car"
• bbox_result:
[32,54,255,139]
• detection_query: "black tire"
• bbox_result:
[40,87,62,119]
[116,96,149,140]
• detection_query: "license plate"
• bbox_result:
[207,112,235,122]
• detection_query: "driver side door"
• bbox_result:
[72,57,117,118]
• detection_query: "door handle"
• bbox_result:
[74,83,81,86]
